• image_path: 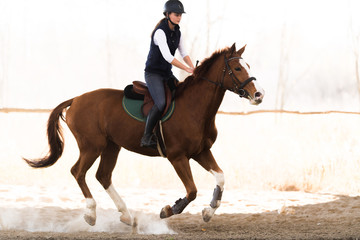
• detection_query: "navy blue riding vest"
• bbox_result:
[145,18,181,77]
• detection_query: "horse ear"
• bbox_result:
[229,43,236,54]
[237,44,247,56]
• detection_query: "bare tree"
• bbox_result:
[179,0,228,81]
[348,1,360,107]
[275,22,290,111]
[105,0,113,87]
[0,1,8,108]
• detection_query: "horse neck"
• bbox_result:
[182,61,226,121]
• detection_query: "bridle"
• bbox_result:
[202,55,256,98]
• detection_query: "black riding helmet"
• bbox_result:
[163,0,185,15]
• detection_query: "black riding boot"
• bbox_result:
[140,105,162,149]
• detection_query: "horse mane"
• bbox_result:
[176,46,231,96]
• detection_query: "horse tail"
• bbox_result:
[24,98,73,168]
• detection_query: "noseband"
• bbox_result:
[204,55,256,98]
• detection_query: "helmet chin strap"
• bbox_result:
[166,13,178,26]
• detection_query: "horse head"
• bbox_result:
[223,43,264,105]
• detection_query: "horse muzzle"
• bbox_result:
[249,91,264,105]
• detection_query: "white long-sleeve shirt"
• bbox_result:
[153,29,188,64]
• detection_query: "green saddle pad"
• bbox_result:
[122,96,175,122]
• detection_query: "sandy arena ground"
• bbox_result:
[1,113,360,239]
[0,194,359,239]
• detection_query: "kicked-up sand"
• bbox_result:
[0,185,359,239]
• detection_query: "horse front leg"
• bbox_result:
[202,170,224,222]
[160,156,197,218]
[193,149,224,222]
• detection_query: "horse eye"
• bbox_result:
[235,67,241,71]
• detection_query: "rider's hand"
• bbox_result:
[186,67,194,74]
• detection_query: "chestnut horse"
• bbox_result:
[25,43,264,226]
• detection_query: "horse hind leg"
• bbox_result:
[95,140,132,225]
[71,148,102,226]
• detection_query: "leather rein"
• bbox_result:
[202,55,256,98]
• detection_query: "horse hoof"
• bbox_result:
[84,214,96,226]
[160,205,173,219]
[120,214,132,226]
[202,208,213,222]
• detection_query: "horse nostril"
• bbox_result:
[255,92,262,98]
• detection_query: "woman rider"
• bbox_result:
[141,0,194,148]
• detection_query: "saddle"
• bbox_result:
[123,79,177,158]
[124,80,174,118]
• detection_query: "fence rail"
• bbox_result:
[0,108,52,113]
[217,109,360,115]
